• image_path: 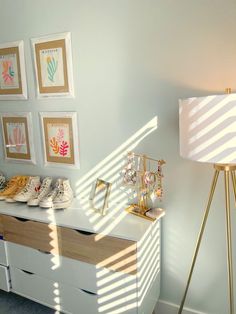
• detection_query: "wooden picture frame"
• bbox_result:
[0,41,27,100]
[40,112,79,167]
[1,113,35,163]
[31,32,74,98]
[89,179,112,215]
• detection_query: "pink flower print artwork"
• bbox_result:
[8,126,26,153]
[48,127,70,158]
[1,60,14,85]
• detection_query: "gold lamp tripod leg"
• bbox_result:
[225,168,235,314]
[178,164,236,314]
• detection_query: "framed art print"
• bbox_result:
[40,112,79,167]
[89,179,112,215]
[0,41,28,100]
[1,113,35,163]
[31,32,74,98]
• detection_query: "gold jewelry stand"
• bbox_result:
[125,153,165,221]
[178,164,236,314]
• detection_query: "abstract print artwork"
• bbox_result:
[32,33,74,98]
[0,53,19,89]
[40,112,79,167]
[1,113,34,163]
[0,41,27,99]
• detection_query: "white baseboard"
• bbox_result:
[155,299,207,314]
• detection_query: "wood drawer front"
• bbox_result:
[0,265,10,292]
[3,215,52,251]
[0,240,8,266]
[0,215,3,236]
[3,215,137,275]
[11,267,99,314]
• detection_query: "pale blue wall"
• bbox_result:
[1,1,236,313]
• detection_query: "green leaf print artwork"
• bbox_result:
[47,56,58,82]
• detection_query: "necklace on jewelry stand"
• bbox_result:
[121,152,166,221]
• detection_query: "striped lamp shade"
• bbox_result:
[179,93,236,164]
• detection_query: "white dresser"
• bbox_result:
[0,200,162,314]
[0,215,10,292]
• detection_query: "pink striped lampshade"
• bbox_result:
[179,93,236,164]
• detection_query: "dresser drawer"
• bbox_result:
[0,240,8,266]
[7,242,137,295]
[3,215,137,275]
[0,265,10,292]
[11,267,99,314]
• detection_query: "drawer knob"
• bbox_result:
[21,269,34,275]
[14,217,29,222]
[37,249,51,255]
[80,288,97,296]
[75,229,95,236]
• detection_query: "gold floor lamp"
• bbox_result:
[178,93,236,314]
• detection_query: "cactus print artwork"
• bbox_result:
[0,54,19,89]
[48,123,71,158]
[47,56,58,82]
[39,48,64,87]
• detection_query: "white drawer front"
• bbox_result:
[8,242,98,293]
[0,240,8,266]
[7,242,136,297]
[11,267,99,314]
[0,265,10,292]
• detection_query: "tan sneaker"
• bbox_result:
[0,176,20,200]
[5,176,29,203]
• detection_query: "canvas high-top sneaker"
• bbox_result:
[52,179,74,209]
[27,177,53,207]
[39,178,73,209]
[39,178,63,209]
[0,172,6,191]
[0,176,20,200]
[5,176,29,203]
[13,176,41,202]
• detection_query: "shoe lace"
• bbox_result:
[52,182,66,200]
[46,187,58,199]
[57,188,64,199]
[4,178,18,191]
[38,180,51,196]
[21,179,35,193]
[18,177,28,187]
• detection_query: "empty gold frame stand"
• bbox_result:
[125,153,166,221]
[178,164,236,314]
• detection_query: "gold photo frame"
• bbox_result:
[31,32,74,98]
[0,41,27,100]
[89,179,112,215]
[40,112,80,168]
[1,113,35,163]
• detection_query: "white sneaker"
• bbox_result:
[53,179,73,209]
[39,178,73,209]
[39,179,63,208]
[27,177,53,207]
[14,176,41,202]
[0,173,6,191]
